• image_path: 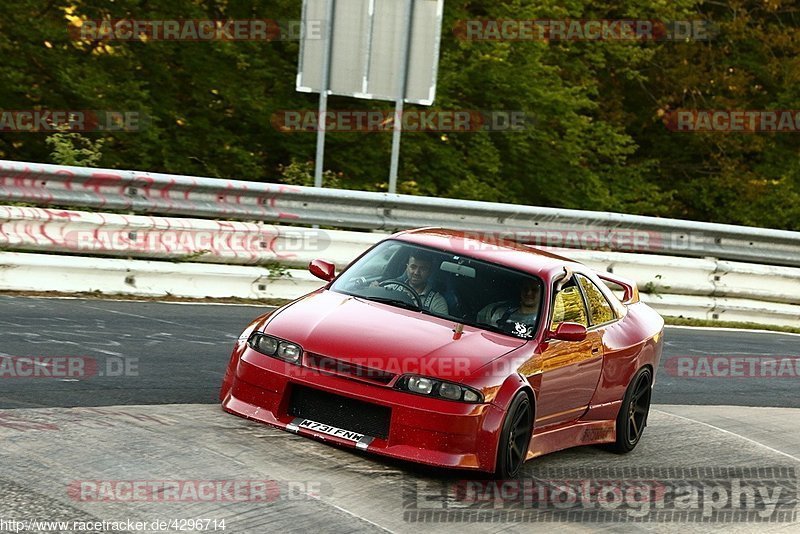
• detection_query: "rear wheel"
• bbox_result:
[607,367,652,453]
[494,391,533,479]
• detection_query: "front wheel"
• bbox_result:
[494,391,533,479]
[607,367,652,453]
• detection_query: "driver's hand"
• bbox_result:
[369,281,380,288]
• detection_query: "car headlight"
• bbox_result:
[407,376,434,395]
[276,342,302,363]
[396,374,483,403]
[248,333,303,365]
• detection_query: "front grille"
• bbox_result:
[289,385,391,440]
[305,353,396,385]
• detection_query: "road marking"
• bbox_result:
[653,409,800,463]
[666,325,800,338]
[80,305,235,335]
[308,496,395,534]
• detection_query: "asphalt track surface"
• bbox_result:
[1,296,799,533]
[0,296,797,410]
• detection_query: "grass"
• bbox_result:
[663,316,800,334]
[0,290,292,307]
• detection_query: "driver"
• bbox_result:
[383,251,449,315]
[477,278,541,338]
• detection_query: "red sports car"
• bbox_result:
[220,228,664,478]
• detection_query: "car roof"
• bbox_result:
[391,227,584,281]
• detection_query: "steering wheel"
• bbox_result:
[348,276,368,290]
[378,280,422,309]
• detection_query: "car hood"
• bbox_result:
[260,290,525,381]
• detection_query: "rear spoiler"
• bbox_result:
[597,272,640,305]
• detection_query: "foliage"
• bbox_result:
[278,159,341,189]
[0,0,798,230]
[46,131,104,166]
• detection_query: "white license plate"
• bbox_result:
[297,419,365,442]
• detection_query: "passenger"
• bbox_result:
[477,278,541,338]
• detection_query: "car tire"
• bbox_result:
[607,367,652,454]
[494,391,533,479]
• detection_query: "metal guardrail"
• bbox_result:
[2,159,800,266]
[0,205,380,267]
[2,206,798,307]
[1,250,798,326]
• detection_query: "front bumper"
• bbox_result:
[221,348,506,472]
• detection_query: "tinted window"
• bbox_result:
[577,275,616,325]
[550,280,589,329]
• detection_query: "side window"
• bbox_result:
[550,280,589,329]
[577,275,617,325]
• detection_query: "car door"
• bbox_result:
[533,276,604,427]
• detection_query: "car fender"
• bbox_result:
[481,373,537,473]
[219,311,274,402]
[490,373,536,414]
[589,304,664,410]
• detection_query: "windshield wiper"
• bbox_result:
[361,296,421,312]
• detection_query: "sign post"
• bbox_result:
[297,0,444,193]
[313,0,336,188]
[388,0,415,195]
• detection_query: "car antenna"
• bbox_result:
[452,322,464,340]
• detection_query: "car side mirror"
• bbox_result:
[548,322,588,342]
[309,259,336,282]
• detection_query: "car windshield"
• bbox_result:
[329,240,544,339]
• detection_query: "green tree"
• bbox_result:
[0,0,797,230]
